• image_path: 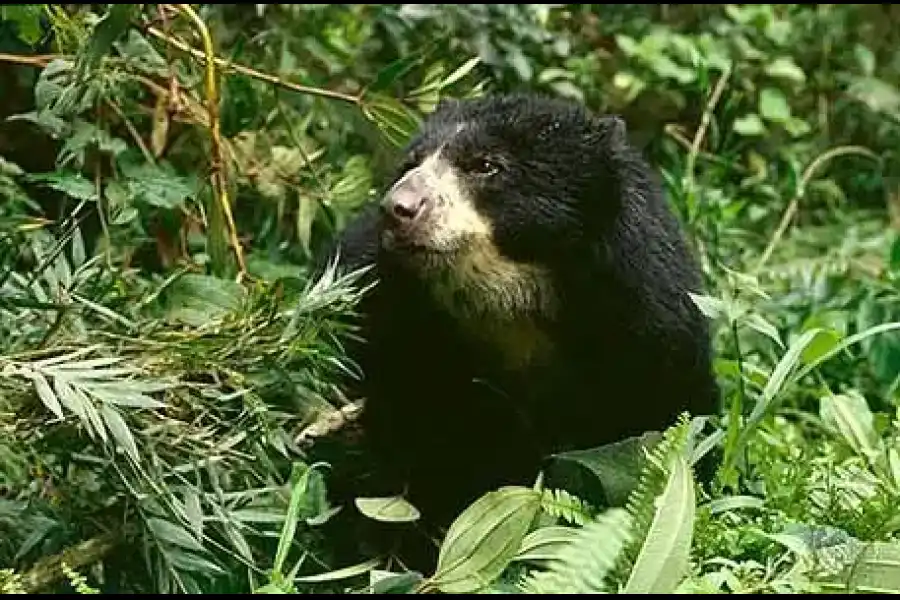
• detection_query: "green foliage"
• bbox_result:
[2,2,900,595]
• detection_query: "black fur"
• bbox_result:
[320,93,719,540]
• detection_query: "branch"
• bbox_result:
[175,4,246,279]
[755,145,879,271]
[19,532,118,594]
[143,25,361,106]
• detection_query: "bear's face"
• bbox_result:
[376,94,628,326]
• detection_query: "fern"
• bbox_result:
[519,507,632,594]
[540,488,596,526]
[519,415,696,594]
[607,412,695,591]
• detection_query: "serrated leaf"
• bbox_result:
[165,273,246,326]
[430,486,542,594]
[147,517,205,553]
[27,172,98,202]
[623,454,695,594]
[355,496,421,523]
[99,404,139,464]
[521,507,632,594]
[121,162,197,210]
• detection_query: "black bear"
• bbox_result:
[321,92,719,533]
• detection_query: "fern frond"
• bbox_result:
[519,507,632,594]
[606,413,695,590]
[540,487,596,526]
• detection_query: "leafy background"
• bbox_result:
[2,3,900,594]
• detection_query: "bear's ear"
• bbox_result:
[593,115,629,150]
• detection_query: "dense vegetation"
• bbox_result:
[2,4,900,594]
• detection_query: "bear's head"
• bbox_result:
[376,94,633,331]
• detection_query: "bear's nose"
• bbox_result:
[381,180,431,225]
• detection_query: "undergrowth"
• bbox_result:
[1,3,900,594]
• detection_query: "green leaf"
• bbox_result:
[545,432,661,508]
[430,486,542,594]
[294,557,381,583]
[759,87,792,123]
[165,549,225,576]
[513,526,582,564]
[811,541,900,593]
[706,495,765,515]
[367,53,426,95]
[78,4,137,76]
[733,113,767,136]
[622,454,695,594]
[361,95,422,147]
[847,76,900,120]
[889,236,900,274]
[30,370,64,420]
[521,508,632,594]
[1,5,45,45]
[744,313,784,348]
[165,274,246,327]
[765,57,806,84]
[330,155,373,210]
[800,328,841,366]
[371,570,424,594]
[440,57,482,89]
[819,392,881,461]
[147,518,205,553]
[27,172,98,202]
[354,496,421,524]
[688,293,729,322]
[121,162,198,210]
[273,463,317,575]
[99,404,139,464]
[758,328,823,418]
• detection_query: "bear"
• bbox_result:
[317,92,720,559]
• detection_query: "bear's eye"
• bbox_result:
[470,157,500,177]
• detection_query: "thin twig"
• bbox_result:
[0,52,56,67]
[176,4,247,278]
[143,25,361,106]
[683,64,732,196]
[755,145,879,271]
